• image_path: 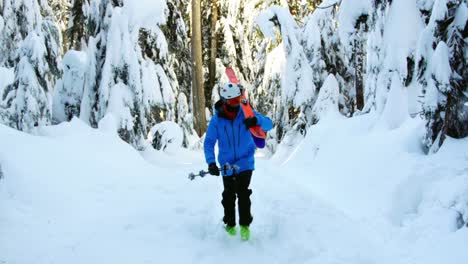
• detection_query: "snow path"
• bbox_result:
[0,122,390,264]
[1,119,467,263]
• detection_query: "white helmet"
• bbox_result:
[220,82,241,99]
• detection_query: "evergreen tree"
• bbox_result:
[0,0,61,132]
[256,6,315,146]
[96,5,156,148]
[66,0,86,50]
[160,0,197,147]
[79,0,113,127]
[52,50,87,123]
[338,0,370,112]
[49,0,71,52]
[421,0,468,152]
[363,0,389,113]
[0,0,43,67]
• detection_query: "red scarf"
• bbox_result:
[223,104,238,120]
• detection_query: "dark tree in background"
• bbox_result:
[66,0,86,50]
[191,0,207,136]
[208,0,219,104]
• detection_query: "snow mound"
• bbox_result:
[148,121,184,154]
[312,74,342,123]
[382,73,409,130]
[273,112,468,263]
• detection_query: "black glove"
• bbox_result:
[208,163,220,176]
[243,116,258,129]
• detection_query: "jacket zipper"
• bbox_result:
[224,126,231,148]
[238,123,241,147]
[231,120,237,161]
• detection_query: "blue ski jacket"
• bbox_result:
[204,101,273,176]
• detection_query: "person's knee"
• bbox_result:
[222,191,236,202]
[237,188,252,200]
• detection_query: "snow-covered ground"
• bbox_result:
[1,115,467,264]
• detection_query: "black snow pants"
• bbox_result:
[221,170,253,227]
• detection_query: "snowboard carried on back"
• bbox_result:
[225,67,266,148]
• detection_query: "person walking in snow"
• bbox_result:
[204,82,273,240]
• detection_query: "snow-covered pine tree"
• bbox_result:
[371,0,423,118]
[444,1,468,140]
[256,6,315,146]
[66,0,194,149]
[215,0,278,91]
[139,25,175,124]
[302,11,327,91]
[66,0,86,50]
[52,50,87,123]
[301,0,350,116]
[421,0,468,153]
[1,0,42,67]
[363,0,389,113]
[288,0,323,20]
[96,4,157,148]
[208,0,292,123]
[0,0,61,131]
[49,0,71,52]
[79,0,113,127]
[338,0,370,113]
[302,0,346,98]
[160,0,198,147]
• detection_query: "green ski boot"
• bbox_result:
[225,225,236,236]
[240,225,250,241]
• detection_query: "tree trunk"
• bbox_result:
[208,0,218,104]
[355,37,364,111]
[354,16,368,111]
[191,0,207,136]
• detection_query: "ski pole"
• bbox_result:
[188,163,240,181]
[188,170,211,181]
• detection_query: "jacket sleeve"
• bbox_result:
[254,110,273,131]
[204,117,218,165]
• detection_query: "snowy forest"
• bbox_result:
[0,0,467,263]
[0,0,466,152]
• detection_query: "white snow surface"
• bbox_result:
[1,115,467,263]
